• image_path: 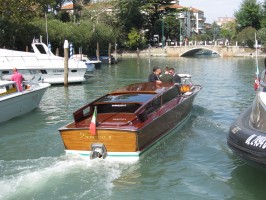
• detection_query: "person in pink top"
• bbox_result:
[11,67,24,92]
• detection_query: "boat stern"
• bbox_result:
[58,124,140,161]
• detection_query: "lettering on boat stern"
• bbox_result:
[231,125,241,134]
[79,132,112,139]
[53,69,64,73]
[245,134,266,149]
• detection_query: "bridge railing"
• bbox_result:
[161,40,238,47]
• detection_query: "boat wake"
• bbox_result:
[0,155,129,199]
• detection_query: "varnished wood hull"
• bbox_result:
[137,92,196,151]
[60,129,137,152]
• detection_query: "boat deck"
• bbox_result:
[67,113,138,129]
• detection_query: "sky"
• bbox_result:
[180,0,264,23]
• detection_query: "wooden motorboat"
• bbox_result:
[59,75,201,161]
[0,80,50,123]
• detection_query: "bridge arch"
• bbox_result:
[180,47,222,57]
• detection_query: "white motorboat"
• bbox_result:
[73,54,101,71]
[0,40,87,84]
[0,80,50,123]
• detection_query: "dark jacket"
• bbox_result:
[148,73,159,82]
[173,74,181,83]
[160,74,173,83]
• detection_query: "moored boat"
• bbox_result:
[0,80,50,123]
[73,54,102,71]
[58,75,201,161]
[227,56,266,166]
[0,39,87,84]
[90,54,116,65]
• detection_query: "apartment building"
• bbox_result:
[216,17,235,27]
[165,1,206,38]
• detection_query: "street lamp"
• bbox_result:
[179,19,183,45]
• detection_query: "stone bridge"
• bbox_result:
[138,45,256,57]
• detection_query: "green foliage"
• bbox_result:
[235,0,261,30]
[207,22,220,41]
[140,0,180,40]
[164,16,179,41]
[237,26,257,47]
[191,33,211,42]
[26,19,117,56]
[219,21,238,42]
[0,0,41,23]
[58,11,71,22]
[260,0,266,28]
[115,0,143,32]
[257,28,266,45]
[127,28,146,50]
[4,0,266,53]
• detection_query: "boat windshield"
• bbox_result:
[35,44,47,54]
[95,93,155,114]
[97,93,155,103]
[0,82,18,96]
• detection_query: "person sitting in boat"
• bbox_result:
[148,67,162,84]
[164,66,170,74]
[160,66,174,83]
[169,68,181,84]
[11,67,24,92]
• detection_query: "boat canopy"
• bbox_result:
[96,93,155,104]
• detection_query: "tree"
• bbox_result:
[219,21,238,43]
[116,0,143,31]
[163,15,179,41]
[127,28,146,50]
[210,22,220,41]
[235,0,262,30]
[140,0,180,42]
[0,0,42,23]
[260,0,266,28]
[257,28,266,46]
[237,26,257,47]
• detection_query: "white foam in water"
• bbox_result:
[0,155,126,199]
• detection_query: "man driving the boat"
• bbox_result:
[11,67,24,92]
[160,66,174,83]
[148,67,162,84]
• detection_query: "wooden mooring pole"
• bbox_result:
[64,40,69,87]
[56,48,59,56]
[96,42,100,61]
[108,43,111,64]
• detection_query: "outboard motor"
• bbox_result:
[90,143,107,159]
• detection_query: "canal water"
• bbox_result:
[1,56,266,200]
